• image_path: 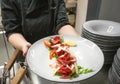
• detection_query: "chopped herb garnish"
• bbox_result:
[77,66,83,69]
[77,66,93,74]
[54,55,58,59]
[54,73,63,76]
[70,70,79,79]
[47,47,52,51]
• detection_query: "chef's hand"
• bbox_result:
[22,42,31,56]
[8,33,31,56]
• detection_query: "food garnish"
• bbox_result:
[65,40,77,47]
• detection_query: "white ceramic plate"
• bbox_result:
[26,35,104,83]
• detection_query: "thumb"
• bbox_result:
[22,42,31,57]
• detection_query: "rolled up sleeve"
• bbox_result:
[55,0,69,33]
[1,0,22,38]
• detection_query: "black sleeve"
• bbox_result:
[55,0,70,33]
[1,0,22,38]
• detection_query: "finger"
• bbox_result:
[23,43,31,56]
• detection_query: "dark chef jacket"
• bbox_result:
[1,0,69,44]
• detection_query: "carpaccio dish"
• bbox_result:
[44,35,93,79]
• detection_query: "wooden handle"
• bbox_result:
[5,49,21,71]
[11,67,27,84]
[11,66,27,84]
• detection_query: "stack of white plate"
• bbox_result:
[81,20,120,64]
[108,48,120,84]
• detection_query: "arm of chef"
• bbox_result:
[55,0,78,36]
[1,0,31,56]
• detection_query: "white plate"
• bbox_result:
[26,35,104,83]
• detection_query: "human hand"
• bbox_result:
[8,33,32,56]
[22,42,31,57]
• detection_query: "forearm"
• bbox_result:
[56,0,78,36]
[8,33,31,56]
[58,25,78,36]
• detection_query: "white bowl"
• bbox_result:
[83,20,120,37]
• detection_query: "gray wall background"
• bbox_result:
[99,0,120,23]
